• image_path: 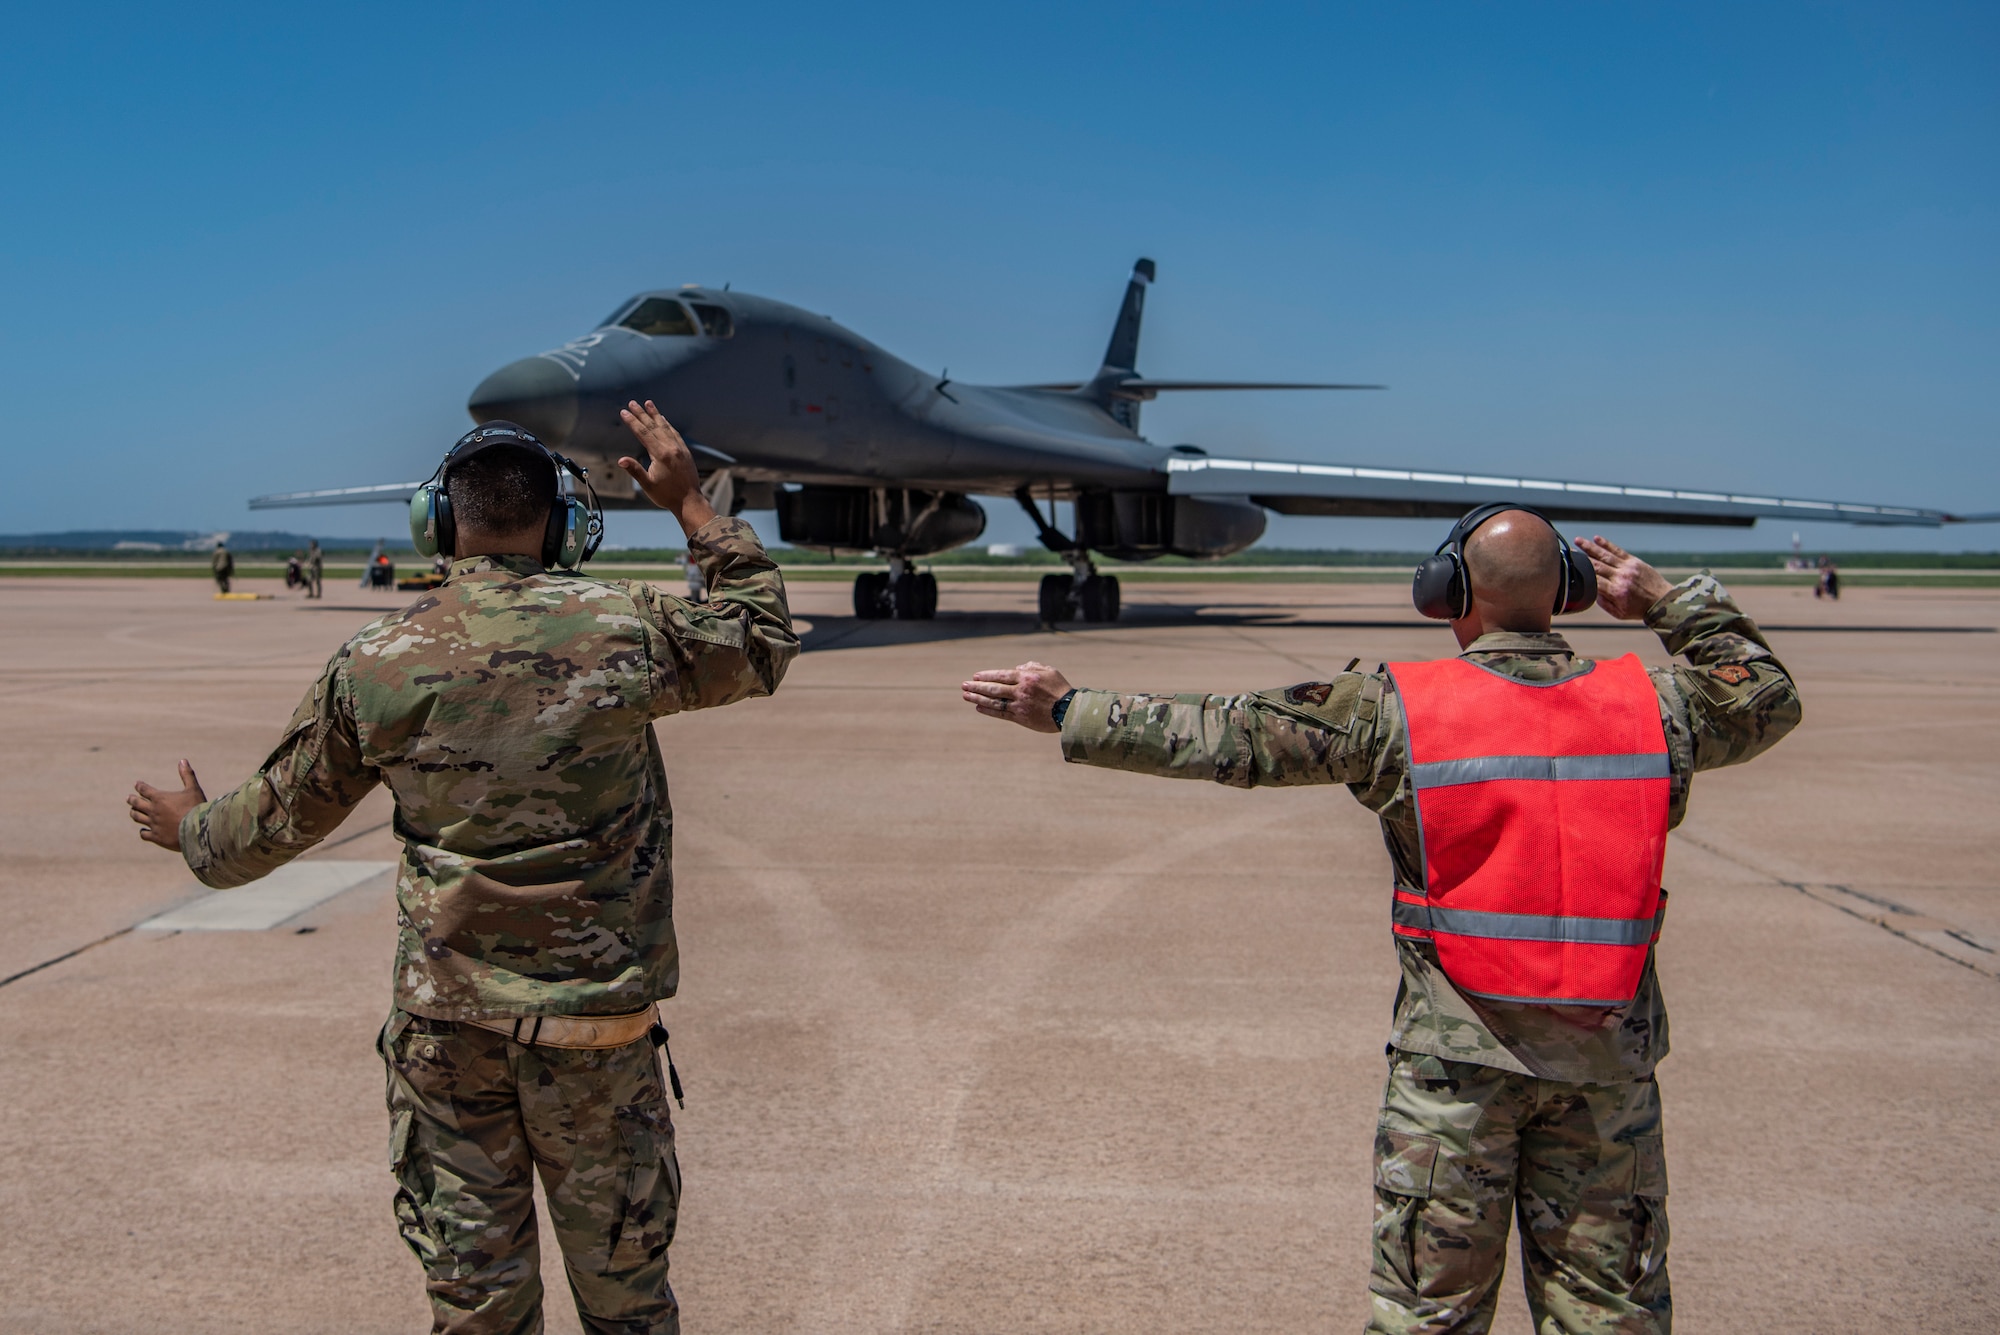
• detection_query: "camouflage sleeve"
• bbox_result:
[1646,573,1802,773]
[177,655,381,889]
[1057,674,1386,788]
[631,514,799,717]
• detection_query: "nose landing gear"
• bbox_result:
[853,557,939,620]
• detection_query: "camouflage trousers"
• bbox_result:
[1367,1050,1670,1335]
[379,1010,681,1335]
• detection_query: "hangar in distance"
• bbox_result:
[254,259,1996,622]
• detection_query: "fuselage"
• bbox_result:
[468,288,1179,507]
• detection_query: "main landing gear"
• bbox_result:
[852,556,938,620]
[1013,488,1121,625]
[1037,558,1121,624]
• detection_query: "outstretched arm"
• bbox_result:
[964,662,1388,789]
[132,659,381,888]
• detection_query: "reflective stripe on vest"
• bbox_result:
[1412,753,1670,788]
[1387,654,1670,1006]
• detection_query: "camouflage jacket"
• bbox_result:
[1059,575,1801,1083]
[179,516,797,1020]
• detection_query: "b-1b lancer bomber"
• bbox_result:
[254,259,1995,621]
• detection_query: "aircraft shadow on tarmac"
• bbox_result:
[797,606,1323,651]
[294,604,1991,650]
[795,608,1993,653]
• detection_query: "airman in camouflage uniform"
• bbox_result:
[964,524,1800,1334]
[131,402,795,1335]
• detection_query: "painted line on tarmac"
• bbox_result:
[1,826,397,991]
[1675,832,1998,979]
[138,860,393,932]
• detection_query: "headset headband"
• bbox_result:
[437,423,569,486]
[1437,501,1552,555]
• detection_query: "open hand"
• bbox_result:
[128,760,206,853]
[961,662,1073,733]
[1577,535,1674,621]
[617,400,717,533]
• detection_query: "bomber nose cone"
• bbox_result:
[467,356,579,446]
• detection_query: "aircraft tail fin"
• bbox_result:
[1090,259,1155,428]
[1070,257,1378,430]
[1099,257,1154,374]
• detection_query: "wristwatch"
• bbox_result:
[1050,688,1078,728]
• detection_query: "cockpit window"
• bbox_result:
[619,297,698,337]
[689,303,734,338]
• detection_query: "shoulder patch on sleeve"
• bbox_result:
[1711,664,1753,685]
[1286,682,1335,706]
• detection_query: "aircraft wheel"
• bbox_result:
[853,571,890,618]
[893,572,922,619]
[915,571,939,620]
[1037,573,1075,624]
[1078,574,1121,623]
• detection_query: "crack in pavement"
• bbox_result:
[1672,831,1999,979]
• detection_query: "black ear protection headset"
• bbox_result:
[408,422,605,570]
[1411,502,1597,620]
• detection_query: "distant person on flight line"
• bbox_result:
[128,402,797,1335]
[305,539,323,598]
[962,508,1801,1335]
[210,539,233,594]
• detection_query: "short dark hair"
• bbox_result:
[446,448,557,536]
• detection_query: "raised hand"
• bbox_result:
[1576,535,1674,621]
[961,661,1074,733]
[617,400,717,533]
[128,760,207,852]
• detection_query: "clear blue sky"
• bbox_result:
[2,2,1993,551]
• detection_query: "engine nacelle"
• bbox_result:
[1075,491,1266,560]
[776,486,987,556]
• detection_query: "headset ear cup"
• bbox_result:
[1412,553,1466,620]
[408,489,435,557]
[435,491,454,560]
[542,497,566,568]
[410,485,451,558]
[1561,547,1597,614]
[557,499,586,569]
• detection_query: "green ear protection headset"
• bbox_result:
[409,421,605,569]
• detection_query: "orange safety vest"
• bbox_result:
[1385,654,1670,1006]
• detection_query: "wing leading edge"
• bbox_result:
[1165,456,1987,528]
[249,482,427,509]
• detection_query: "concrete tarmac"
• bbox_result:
[1,572,1996,1333]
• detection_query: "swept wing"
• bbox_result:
[1166,455,1982,528]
